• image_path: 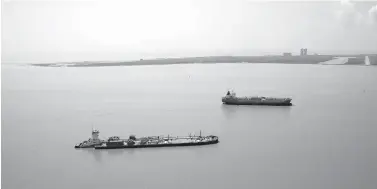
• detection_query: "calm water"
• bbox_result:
[2,63,377,189]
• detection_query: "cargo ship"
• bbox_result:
[222,90,292,106]
[75,130,219,149]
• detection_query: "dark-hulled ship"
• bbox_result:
[75,130,219,149]
[222,90,292,106]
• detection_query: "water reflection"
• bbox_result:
[105,149,125,156]
[77,148,102,162]
[76,148,138,158]
[220,104,292,119]
[104,148,137,156]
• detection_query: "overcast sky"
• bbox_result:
[2,0,377,63]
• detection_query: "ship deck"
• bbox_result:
[94,136,219,149]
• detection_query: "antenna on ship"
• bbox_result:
[91,123,96,131]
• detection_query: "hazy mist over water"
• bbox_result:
[2,0,377,63]
[2,63,377,189]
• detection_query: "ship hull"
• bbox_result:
[74,140,105,148]
[94,138,219,149]
[75,145,98,148]
[222,101,292,106]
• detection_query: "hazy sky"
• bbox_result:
[2,0,377,63]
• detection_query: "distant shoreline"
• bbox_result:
[31,54,377,67]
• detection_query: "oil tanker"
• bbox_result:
[75,129,219,149]
[222,90,292,106]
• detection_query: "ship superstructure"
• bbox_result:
[74,129,105,148]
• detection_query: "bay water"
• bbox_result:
[2,63,377,189]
